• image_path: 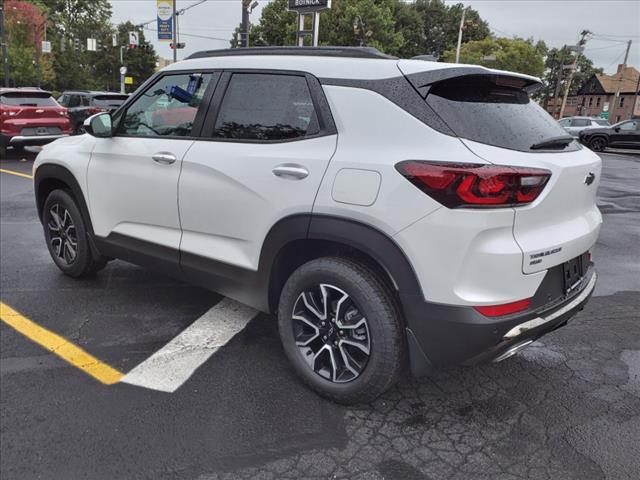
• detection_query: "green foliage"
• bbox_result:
[442,37,547,77]
[3,0,157,92]
[539,47,603,103]
[236,0,490,59]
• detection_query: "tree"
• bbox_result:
[114,22,157,93]
[229,0,490,59]
[442,37,547,78]
[539,47,603,106]
[392,0,489,59]
[2,0,52,87]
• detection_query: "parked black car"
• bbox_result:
[579,118,640,152]
[57,91,129,134]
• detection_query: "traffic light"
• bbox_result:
[170,42,186,49]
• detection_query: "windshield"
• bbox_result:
[1,92,58,107]
[93,95,128,107]
[594,119,610,126]
[425,75,578,152]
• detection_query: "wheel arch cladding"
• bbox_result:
[263,215,422,306]
[34,164,94,234]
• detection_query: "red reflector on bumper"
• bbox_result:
[474,298,531,317]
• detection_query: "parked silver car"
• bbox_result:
[558,116,610,137]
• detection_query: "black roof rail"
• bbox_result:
[185,46,397,60]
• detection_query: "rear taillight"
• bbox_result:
[88,107,106,115]
[474,298,531,317]
[58,108,68,116]
[1,107,21,117]
[396,161,551,208]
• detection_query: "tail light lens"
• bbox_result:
[1,107,21,117]
[474,298,531,317]
[396,161,551,208]
[88,107,106,115]
[58,108,68,116]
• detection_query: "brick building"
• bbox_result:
[548,64,640,122]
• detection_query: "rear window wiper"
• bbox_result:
[530,136,574,150]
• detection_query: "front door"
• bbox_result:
[87,71,217,272]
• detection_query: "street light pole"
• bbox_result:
[559,29,591,119]
[1,3,9,87]
[455,7,466,63]
[172,0,177,62]
[610,39,632,122]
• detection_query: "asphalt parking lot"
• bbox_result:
[1,147,639,480]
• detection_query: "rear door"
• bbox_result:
[178,71,337,287]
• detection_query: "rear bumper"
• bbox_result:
[403,266,597,375]
[2,133,68,147]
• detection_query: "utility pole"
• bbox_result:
[559,29,591,119]
[455,7,466,63]
[241,0,250,47]
[610,39,632,122]
[1,3,9,87]
[172,0,177,62]
[551,46,567,119]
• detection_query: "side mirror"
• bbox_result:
[84,112,113,138]
[614,126,621,132]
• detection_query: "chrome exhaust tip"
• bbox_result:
[493,339,534,363]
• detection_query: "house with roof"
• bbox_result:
[549,64,640,122]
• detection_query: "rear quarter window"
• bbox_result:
[425,75,578,152]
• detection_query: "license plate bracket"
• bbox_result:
[563,255,585,294]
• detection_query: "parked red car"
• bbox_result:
[0,88,72,157]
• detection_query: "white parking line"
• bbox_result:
[121,298,257,392]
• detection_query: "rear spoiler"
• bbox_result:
[402,66,542,98]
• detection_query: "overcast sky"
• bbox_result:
[109,0,640,74]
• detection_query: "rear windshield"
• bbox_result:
[0,92,58,107]
[425,75,578,152]
[93,95,128,107]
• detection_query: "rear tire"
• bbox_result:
[42,189,108,277]
[278,257,405,404]
[588,136,607,152]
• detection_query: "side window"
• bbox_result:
[571,118,589,127]
[120,73,213,137]
[558,119,570,127]
[618,121,636,131]
[211,73,320,141]
[68,95,80,108]
[57,94,68,106]
[81,95,90,106]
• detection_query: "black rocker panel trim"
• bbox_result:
[92,233,183,279]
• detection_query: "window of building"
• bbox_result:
[620,97,625,108]
[588,97,593,107]
[596,97,601,107]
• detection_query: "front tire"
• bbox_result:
[42,189,107,277]
[588,136,607,152]
[278,257,405,404]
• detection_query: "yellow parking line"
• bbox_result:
[0,168,33,180]
[0,302,124,385]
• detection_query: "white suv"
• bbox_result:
[33,47,601,403]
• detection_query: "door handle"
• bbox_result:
[152,152,177,165]
[272,164,309,180]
